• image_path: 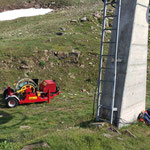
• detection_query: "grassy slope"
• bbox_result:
[0,1,150,150]
[0,0,99,10]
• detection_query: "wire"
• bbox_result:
[93,87,98,117]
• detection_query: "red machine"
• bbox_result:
[3,78,60,108]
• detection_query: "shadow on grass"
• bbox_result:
[0,94,5,108]
[79,119,95,128]
[0,111,13,125]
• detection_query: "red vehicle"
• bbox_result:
[3,78,60,108]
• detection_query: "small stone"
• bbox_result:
[89,62,93,65]
[60,27,66,31]
[82,89,87,92]
[91,26,94,30]
[103,133,112,138]
[44,50,48,53]
[20,65,29,69]
[0,115,3,118]
[91,122,105,128]
[117,137,123,141]
[51,2,55,4]
[80,17,88,22]
[70,19,78,23]
[50,62,54,67]
[80,64,85,68]
[20,126,31,129]
[70,75,76,79]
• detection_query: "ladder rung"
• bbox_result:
[101,54,115,57]
[105,15,118,18]
[103,28,117,31]
[103,42,116,44]
[101,105,118,111]
[100,67,114,70]
[100,80,114,83]
[105,2,117,5]
[99,118,110,123]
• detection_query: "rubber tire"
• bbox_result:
[3,88,14,98]
[7,97,18,108]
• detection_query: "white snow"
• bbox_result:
[0,8,53,21]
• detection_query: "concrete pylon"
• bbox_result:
[100,0,149,128]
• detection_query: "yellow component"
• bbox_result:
[36,91,41,97]
[29,96,37,100]
[17,84,36,97]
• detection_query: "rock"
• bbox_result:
[54,51,58,56]
[57,52,68,60]
[80,64,85,68]
[70,75,76,79]
[105,18,109,27]
[91,122,105,128]
[105,30,111,34]
[91,26,94,30]
[21,142,50,150]
[20,65,29,69]
[103,133,112,138]
[0,115,3,118]
[117,137,123,141]
[69,50,81,57]
[70,19,78,23]
[60,27,66,31]
[80,17,88,22]
[82,89,87,92]
[44,50,48,53]
[89,62,93,65]
[51,2,55,4]
[123,130,136,138]
[68,73,72,76]
[50,62,54,67]
[69,51,80,64]
[20,126,31,129]
[92,12,101,19]
[24,73,29,77]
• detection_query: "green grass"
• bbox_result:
[0,1,150,150]
[0,0,100,11]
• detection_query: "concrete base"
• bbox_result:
[99,0,149,128]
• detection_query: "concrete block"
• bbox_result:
[137,0,149,7]
[134,5,149,27]
[97,0,149,127]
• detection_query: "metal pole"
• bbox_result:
[110,0,121,124]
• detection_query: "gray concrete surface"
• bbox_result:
[99,0,149,128]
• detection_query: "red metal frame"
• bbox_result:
[19,87,60,104]
[6,80,60,105]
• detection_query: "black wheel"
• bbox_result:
[6,97,18,108]
[3,88,14,98]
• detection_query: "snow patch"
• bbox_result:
[0,8,53,21]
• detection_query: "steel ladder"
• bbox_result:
[96,0,122,124]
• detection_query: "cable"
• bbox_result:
[93,87,98,117]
